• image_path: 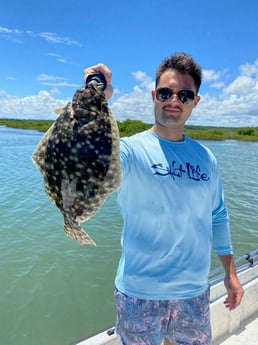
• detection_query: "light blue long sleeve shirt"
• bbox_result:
[115,130,233,300]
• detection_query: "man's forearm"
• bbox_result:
[217,254,237,277]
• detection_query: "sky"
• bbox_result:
[1,0,258,127]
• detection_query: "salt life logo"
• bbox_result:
[151,161,209,181]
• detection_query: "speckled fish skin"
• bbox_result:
[32,84,121,245]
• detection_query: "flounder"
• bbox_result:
[32,83,121,245]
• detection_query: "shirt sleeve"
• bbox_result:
[211,158,233,255]
[119,138,132,178]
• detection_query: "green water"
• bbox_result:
[0,127,257,345]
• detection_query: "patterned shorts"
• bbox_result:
[114,287,211,345]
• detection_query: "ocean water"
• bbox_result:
[0,126,257,345]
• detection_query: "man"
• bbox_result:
[84,53,244,345]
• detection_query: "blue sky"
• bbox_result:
[1,0,258,126]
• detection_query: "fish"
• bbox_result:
[32,83,121,245]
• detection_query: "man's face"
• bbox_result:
[151,69,200,133]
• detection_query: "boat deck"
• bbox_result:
[214,313,258,344]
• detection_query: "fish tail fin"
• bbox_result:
[64,222,96,245]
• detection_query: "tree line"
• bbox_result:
[1,118,258,141]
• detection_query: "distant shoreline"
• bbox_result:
[1,118,258,141]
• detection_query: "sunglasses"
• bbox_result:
[155,87,195,104]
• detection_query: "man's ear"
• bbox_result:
[193,95,201,107]
[151,90,155,102]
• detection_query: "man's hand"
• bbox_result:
[223,274,244,310]
[218,254,244,310]
[83,63,113,100]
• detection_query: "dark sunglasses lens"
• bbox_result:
[156,88,172,102]
[178,90,195,104]
[156,88,195,104]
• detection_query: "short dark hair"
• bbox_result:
[155,52,202,93]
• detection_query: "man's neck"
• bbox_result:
[150,124,184,142]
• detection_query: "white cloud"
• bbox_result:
[0,89,68,119]
[47,53,68,64]
[0,26,81,46]
[37,74,80,88]
[202,69,221,82]
[223,76,256,95]
[111,71,154,123]
[0,27,22,34]
[38,32,81,46]
[57,58,67,64]
[209,81,225,89]
[132,71,155,91]
[37,74,66,81]
[239,59,258,77]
